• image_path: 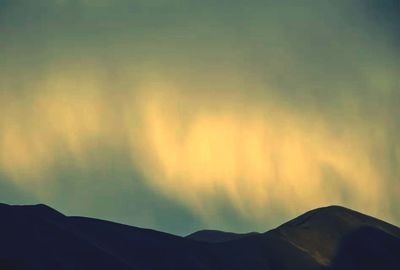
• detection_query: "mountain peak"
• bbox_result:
[274,205,400,266]
[0,203,65,221]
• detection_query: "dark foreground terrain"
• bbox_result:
[0,203,399,270]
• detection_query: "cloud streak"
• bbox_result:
[0,0,399,232]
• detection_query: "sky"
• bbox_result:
[0,0,399,235]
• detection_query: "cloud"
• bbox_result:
[128,80,393,224]
[0,0,399,232]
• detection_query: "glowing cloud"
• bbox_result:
[0,0,399,232]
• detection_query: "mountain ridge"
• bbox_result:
[0,203,399,270]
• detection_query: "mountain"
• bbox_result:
[0,203,399,270]
[186,230,259,243]
[271,205,400,267]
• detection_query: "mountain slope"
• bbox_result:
[0,203,399,270]
[271,205,400,267]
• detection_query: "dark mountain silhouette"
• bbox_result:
[328,226,400,270]
[186,229,259,243]
[0,203,399,270]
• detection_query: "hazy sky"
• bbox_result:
[0,0,399,235]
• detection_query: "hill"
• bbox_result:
[0,203,399,270]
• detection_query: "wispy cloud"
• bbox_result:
[0,0,399,232]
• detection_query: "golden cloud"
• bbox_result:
[0,67,396,226]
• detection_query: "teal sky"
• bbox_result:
[0,0,399,235]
